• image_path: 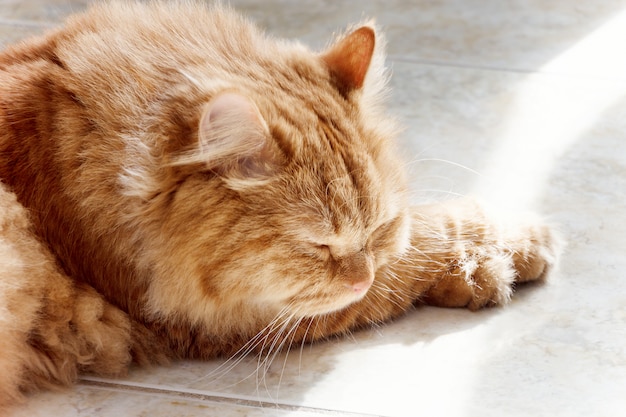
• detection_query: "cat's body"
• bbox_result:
[0,1,558,410]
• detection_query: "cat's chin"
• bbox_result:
[291,289,369,318]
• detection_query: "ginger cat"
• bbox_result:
[0,1,559,409]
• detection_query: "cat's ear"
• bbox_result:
[322,26,376,95]
[173,92,276,180]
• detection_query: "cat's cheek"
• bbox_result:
[369,212,412,262]
[389,213,412,255]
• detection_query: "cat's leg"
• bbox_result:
[410,198,559,310]
[0,186,134,409]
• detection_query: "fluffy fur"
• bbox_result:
[0,1,559,410]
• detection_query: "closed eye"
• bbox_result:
[305,243,331,261]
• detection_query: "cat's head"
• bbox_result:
[125,19,410,324]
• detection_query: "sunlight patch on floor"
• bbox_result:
[473,9,626,210]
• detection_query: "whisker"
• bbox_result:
[193,304,295,384]
[404,157,485,178]
[256,311,297,399]
[408,189,466,199]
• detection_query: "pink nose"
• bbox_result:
[345,277,373,293]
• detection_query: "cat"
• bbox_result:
[0,1,559,410]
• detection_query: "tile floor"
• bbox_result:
[2,0,626,416]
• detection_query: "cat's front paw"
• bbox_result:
[424,218,560,311]
[508,221,560,284]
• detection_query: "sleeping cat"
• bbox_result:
[0,1,559,409]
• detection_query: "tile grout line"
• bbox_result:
[388,55,626,84]
[389,55,547,74]
[0,18,56,28]
[79,378,382,417]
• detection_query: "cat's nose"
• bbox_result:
[345,276,373,293]
[338,250,375,294]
